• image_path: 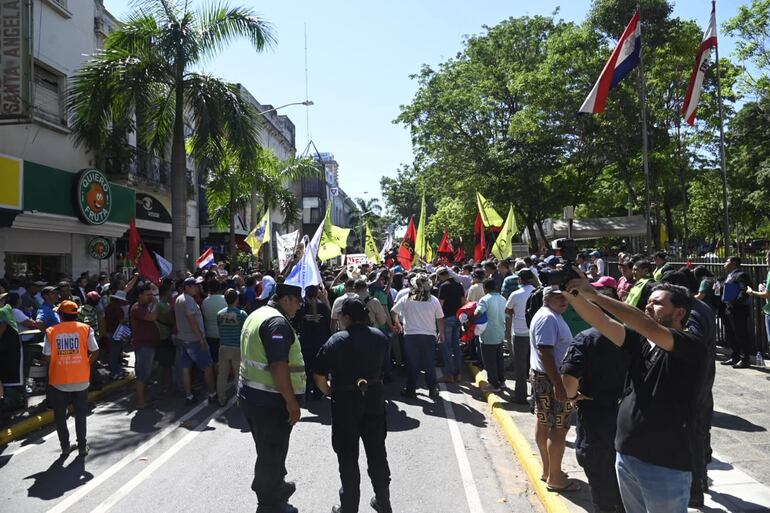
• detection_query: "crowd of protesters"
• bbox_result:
[1,246,769,513]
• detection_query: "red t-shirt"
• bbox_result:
[130,302,160,348]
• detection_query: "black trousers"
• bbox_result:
[725,305,753,360]
[691,361,716,498]
[480,343,505,388]
[575,410,624,513]
[47,386,89,447]
[331,389,390,512]
[239,399,293,507]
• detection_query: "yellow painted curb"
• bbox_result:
[469,364,571,513]
[0,374,136,446]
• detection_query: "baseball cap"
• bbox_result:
[42,286,57,295]
[542,285,562,299]
[111,290,129,302]
[591,276,618,289]
[183,277,198,287]
[55,300,80,315]
[590,251,601,258]
[544,255,561,266]
[340,296,369,319]
[275,283,302,299]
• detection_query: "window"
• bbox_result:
[33,64,65,126]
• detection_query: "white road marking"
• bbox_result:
[438,374,485,513]
[88,397,236,513]
[44,399,211,513]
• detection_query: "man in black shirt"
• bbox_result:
[436,268,466,383]
[314,297,392,513]
[295,285,332,399]
[561,329,631,513]
[564,278,707,513]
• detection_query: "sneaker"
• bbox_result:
[185,395,196,405]
[60,443,75,456]
[734,359,752,369]
[428,387,440,399]
[207,394,218,404]
[78,443,90,457]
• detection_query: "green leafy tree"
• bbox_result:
[724,0,770,95]
[68,0,275,272]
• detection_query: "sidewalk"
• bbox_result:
[479,354,770,513]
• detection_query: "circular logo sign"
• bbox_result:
[88,237,113,260]
[75,169,112,225]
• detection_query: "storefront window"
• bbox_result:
[4,254,67,283]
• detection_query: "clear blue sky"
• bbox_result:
[104,0,747,206]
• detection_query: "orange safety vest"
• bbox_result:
[46,321,92,386]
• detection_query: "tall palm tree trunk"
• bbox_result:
[171,78,188,274]
[229,179,238,266]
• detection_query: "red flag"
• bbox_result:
[453,245,467,264]
[128,218,161,284]
[438,231,454,262]
[473,213,486,262]
[397,217,417,270]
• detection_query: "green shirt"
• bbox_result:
[156,300,173,341]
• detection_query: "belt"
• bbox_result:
[333,380,383,393]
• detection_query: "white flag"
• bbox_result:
[276,230,300,272]
[285,222,323,296]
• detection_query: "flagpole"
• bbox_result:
[713,0,731,256]
[637,5,653,253]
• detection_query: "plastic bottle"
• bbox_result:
[756,352,766,367]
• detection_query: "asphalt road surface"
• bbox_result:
[1,373,541,513]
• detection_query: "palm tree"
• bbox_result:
[199,143,318,265]
[68,0,275,273]
[348,197,384,249]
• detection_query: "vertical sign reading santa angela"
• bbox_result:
[1,0,32,120]
[74,169,112,225]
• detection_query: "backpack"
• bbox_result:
[525,287,544,327]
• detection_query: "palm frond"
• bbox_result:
[195,3,276,62]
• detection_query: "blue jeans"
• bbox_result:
[615,452,691,513]
[109,337,124,376]
[442,316,462,377]
[403,334,437,392]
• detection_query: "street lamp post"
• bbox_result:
[258,100,314,117]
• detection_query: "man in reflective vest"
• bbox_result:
[238,283,305,513]
[43,300,99,457]
[625,259,656,310]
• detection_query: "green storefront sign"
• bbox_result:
[22,161,134,224]
[88,237,113,259]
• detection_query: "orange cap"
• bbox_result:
[55,300,80,315]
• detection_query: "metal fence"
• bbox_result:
[606,258,769,355]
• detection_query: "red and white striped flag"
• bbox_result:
[682,5,718,125]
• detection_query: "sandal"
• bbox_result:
[540,471,569,482]
[546,480,581,493]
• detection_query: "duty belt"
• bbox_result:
[333,380,383,393]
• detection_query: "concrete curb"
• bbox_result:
[468,364,571,513]
[0,374,136,446]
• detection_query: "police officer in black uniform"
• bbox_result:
[561,328,631,513]
[313,297,392,513]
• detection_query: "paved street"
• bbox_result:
[0,373,542,513]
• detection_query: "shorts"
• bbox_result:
[530,370,573,429]
[135,346,157,382]
[176,339,214,370]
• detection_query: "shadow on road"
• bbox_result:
[712,410,766,433]
[24,455,93,500]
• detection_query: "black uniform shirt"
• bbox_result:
[560,328,631,411]
[615,327,707,472]
[313,324,388,392]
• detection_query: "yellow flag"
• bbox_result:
[413,193,427,265]
[491,206,516,260]
[245,209,271,256]
[425,243,434,263]
[365,223,382,264]
[659,223,668,249]
[318,205,351,261]
[476,192,504,228]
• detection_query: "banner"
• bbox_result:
[276,230,300,272]
[345,253,369,266]
[285,222,323,297]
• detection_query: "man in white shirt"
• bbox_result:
[504,269,537,403]
[391,275,445,399]
[529,286,577,491]
[590,251,605,277]
[331,279,357,332]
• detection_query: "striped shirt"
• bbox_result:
[217,306,248,347]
